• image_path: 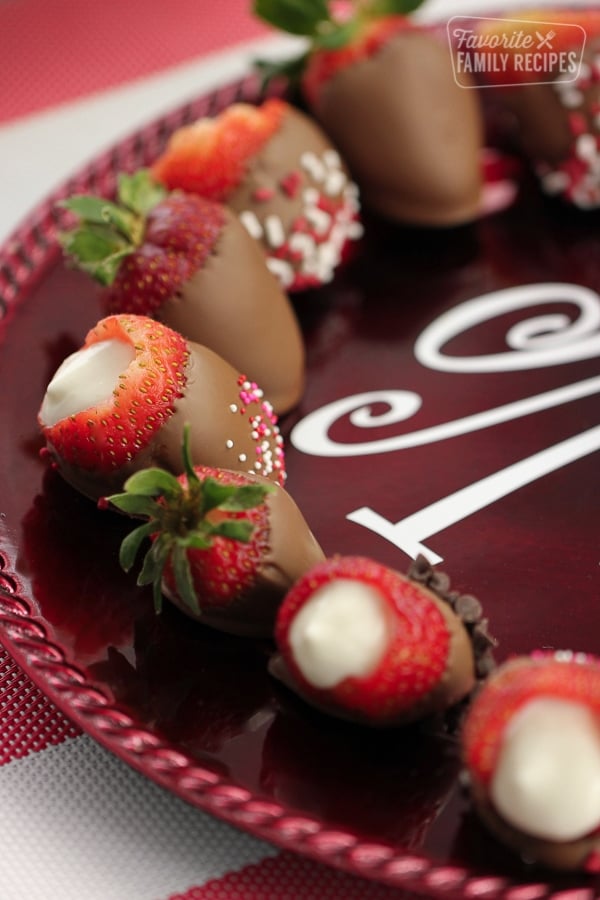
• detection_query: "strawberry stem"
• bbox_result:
[58,169,167,286]
[252,0,423,88]
[103,424,274,616]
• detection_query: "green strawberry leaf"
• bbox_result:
[366,0,423,15]
[118,169,166,217]
[182,533,214,551]
[137,533,171,587]
[61,196,121,226]
[107,423,274,617]
[57,168,163,285]
[253,0,332,36]
[153,579,164,615]
[180,423,200,487]
[219,483,274,511]
[254,51,309,90]
[172,540,200,616]
[106,492,161,518]
[61,195,139,242]
[122,467,183,498]
[118,520,155,572]
[313,17,360,49]
[210,520,255,542]
[200,477,246,514]
[59,224,134,286]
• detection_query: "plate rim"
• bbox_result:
[0,69,586,900]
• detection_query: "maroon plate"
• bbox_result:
[0,74,599,899]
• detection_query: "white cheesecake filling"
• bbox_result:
[288,579,391,689]
[490,697,600,842]
[39,339,135,427]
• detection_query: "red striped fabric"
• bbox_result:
[167,852,417,899]
[0,0,270,124]
[0,646,80,765]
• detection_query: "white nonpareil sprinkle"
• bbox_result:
[266,257,294,288]
[300,151,326,182]
[324,169,347,197]
[239,210,263,240]
[540,170,570,194]
[289,232,316,256]
[576,133,598,161]
[305,206,332,235]
[347,220,365,240]
[323,149,341,169]
[264,215,285,249]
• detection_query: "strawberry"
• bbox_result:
[152,101,286,202]
[38,313,286,501]
[270,554,493,727]
[462,651,600,871]
[59,169,305,414]
[106,425,324,636]
[151,98,362,292]
[459,12,600,209]
[253,0,484,226]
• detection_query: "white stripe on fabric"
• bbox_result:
[0,735,276,900]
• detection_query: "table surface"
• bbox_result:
[0,1,592,898]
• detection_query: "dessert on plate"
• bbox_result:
[59,169,304,414]
[38,313,286,500]
[151,97,363,291]
[462,650,600,871]
[106,426,324,637]
[253,0,484,225]
[270,554,496,727]
[452,10,600,208]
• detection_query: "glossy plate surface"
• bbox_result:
[0,75,599,898]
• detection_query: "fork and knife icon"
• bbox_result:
[535,29,556,48]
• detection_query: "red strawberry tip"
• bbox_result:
[462,650,600,788]
[274,554,492,725]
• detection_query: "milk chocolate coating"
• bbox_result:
[470,780,600,871]
[226,105,346,229]
[158,207,305,415]
[496,82,572,165]
[464,654,600,871]
[270,560,484,728]
[494,39,600,167]
[165,475,325,638]
[51,341,285,501]
[312,29,483,226]
[225,105,360,289]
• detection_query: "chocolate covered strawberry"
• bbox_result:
[460,11,600,209]
[253,0,483,226]
[270,554,495,727]
[462,650,600,871]
[59,169,304,414]
[106,426,324,636]
[151,98,362,291]
[38,314,286,501]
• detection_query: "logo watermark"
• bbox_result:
[447,16,587,88]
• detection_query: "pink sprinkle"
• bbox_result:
[280,170,302,198]
[568,112,587,136]
[252,187,275,202]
